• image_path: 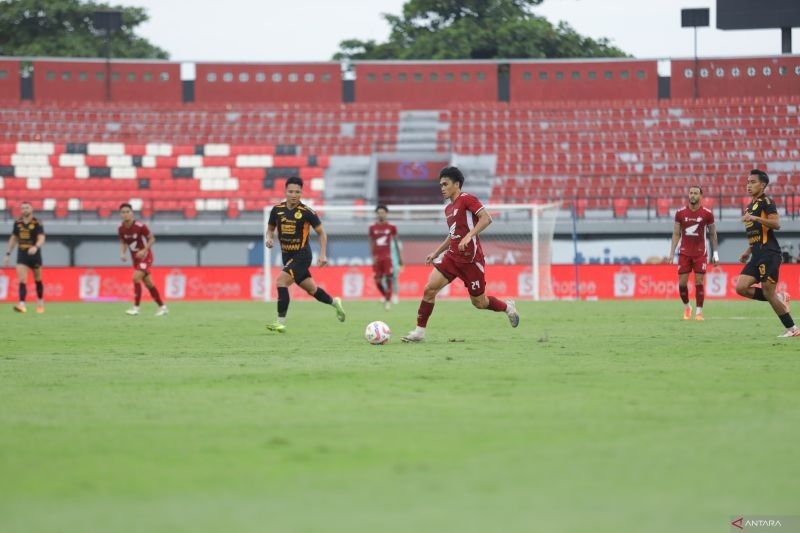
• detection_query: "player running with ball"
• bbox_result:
[402,167,519,343]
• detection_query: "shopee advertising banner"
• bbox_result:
[0,264,798,301]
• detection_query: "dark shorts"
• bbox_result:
[17,250,42,270]
[677,254,707,275]
[282,249,312,284]
[372,257,393,278]
[434,253,486,297]
[741,252,782,284]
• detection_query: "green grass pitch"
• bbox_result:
[1,300,798,533]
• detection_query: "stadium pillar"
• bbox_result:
[498,64,510,102]
[681,8,709,100]
[92,11,122,102]
[20,62,33,101]
[782,27,792,54]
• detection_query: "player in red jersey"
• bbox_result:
[667,186,719,321]
[368,205,403,310]
[118,203,167,316]
[402,167,519,343]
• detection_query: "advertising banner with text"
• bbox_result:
[1,264,798,302]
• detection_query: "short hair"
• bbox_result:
[750,169,769,185]
[285,176,303,189]
[375,204,388,212]
[20,201,31,206]
[439,166,464,187]
[689,185,703,194]
[119,202,133,211]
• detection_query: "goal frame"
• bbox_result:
[263,202,560,302]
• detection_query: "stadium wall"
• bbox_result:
[32,60,181,102]
[193,63,341,103]
[671,56,800,98]
[5,55,797,105]
[509,60,658,101]
[0,59,21,101]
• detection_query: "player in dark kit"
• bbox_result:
[402,167,519,343]
[667,186,719,321]
[265,176,345,332]
[118,203,168,316]
[3,201,46,313]
[735,169,798,337]
[369,205,403,310]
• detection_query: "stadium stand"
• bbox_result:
[0,56,798,220]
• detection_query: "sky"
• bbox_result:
[118,0,800,62]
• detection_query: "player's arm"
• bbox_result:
[739,245,752,264]
[458,209,492,252]
[28,229,45,256]
[393,237,404,267]
[426,237,451,264]
[743,210,780,230]
[708,223,719,265]
[313,224,328,267]
[119,238,127,263]
[3,234,17,267]
[265,224,276,249]
[136,233,155,259]
[667,222,680,263]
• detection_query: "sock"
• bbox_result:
[384,277,393,301]
[679,285,689,305]
[148,285,164,306]
[35,280,44,300]
[18,283,27,303]
[374,276,387,298]
[695,284,704,309]
[277,287,290,318]
[753,288,768,301]
[313,287,334,305]
[417,300,435,328]
[134,283,142,306]
[778,313,795,329]
[487,295,508,312]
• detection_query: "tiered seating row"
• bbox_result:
[0,141,328,218]
[0,103,401,155]
[447,98,800,214]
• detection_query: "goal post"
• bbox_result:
[263,203,560,302]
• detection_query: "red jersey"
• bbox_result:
[444,193,485,264]
[118,220,154,263]
[368,222,398,262]
[674,205,714,257]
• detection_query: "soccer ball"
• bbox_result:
[365,321,391,345]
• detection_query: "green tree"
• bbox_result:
[334,0,627,60]
[0,0,168,59]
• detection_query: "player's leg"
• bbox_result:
[372,262,388,301]
[127,270,144,315]
[32,265,45,313]
[142,272,167,316]
[383,263,394,310]
[464,263,519,328]
[677,255,692,319]
[298,275,345,322]
[14,263,30,313]
[401,267,450,342]
[760,260,798,337]
[693,273,705,320]
[735,274,764,300]
[268,270,294,331]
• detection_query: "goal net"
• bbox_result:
[263,203,560,302]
